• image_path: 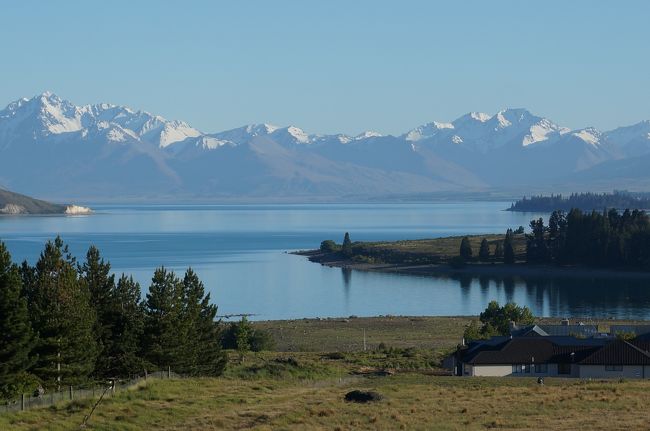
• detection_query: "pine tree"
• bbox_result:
[107,275,145,377]
[25,237,97,390]
[341,232,353,257]
[143,267,183,370]
[0,242,37,398]
[503,229,516,264]
[478,239,490,261]
[177,268,204,374]
[235,317,251,363]
[79,246,116,378]
[459,237,473,261]
[494,241,504,259]
[182,269,226,376]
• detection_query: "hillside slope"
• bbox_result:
[0,188,67,214]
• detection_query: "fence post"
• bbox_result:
[144,369,148,381]
[69,386,73,400]
[168,366,171,379]
[21,394,25,411]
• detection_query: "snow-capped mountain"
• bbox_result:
[404,108,571,153]
[0,92,201,149]
[1,92,650,201]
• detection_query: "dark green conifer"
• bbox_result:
[108,275,145,376]
[143,267,183,370]
[459,237,473,261]
[341,232,353,257]
[79,246,116,378]
[25,237,97,389]
[503,229,516,264]
[182,269,227,376]
[0,242,37,398]
[478,239,490,261]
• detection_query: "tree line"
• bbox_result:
[524,208,650,268]
[457,228,522,265]
[0,237,270,400]
[508,191,650,212]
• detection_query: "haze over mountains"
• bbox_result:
[1,92,650,202]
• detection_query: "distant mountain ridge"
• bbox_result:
[1,92,650,201]
[0,188,66,214]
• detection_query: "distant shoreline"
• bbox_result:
[293,249,650,280]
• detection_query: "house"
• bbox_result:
[454,335,650,378]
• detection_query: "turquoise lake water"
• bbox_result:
[2,202,649,320]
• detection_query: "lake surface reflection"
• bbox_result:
[1,202,649,320]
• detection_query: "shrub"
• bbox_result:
[320,240,339,253]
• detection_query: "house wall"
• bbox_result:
[465,363,571,377]
[463,364,650,379]
[471,365,513,377]
[579,365,647,379]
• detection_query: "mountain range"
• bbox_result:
[1,92,649,202]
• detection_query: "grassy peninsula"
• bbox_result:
[301,208,650,278]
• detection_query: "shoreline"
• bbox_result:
[293,249,650,280]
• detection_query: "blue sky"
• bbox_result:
[1,0,649,135]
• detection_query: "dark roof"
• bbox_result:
[539,324,599,337]
[580,339,650,365]
[511,324,599,338]
[463,336,605,365]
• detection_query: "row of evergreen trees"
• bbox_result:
[458,231,517,264]
[525,208,650,268]
[508,191,650,212]
[0,237,227,399]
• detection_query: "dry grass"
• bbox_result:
[254,316,471,352]
[361,234,527,259]
[4,373,650,431]
[4,316,650,430]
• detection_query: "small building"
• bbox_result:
[455,335,650,379]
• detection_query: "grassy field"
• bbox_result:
[5,369,650,430]
[254,316,471,352]
[358,234,527,259]
[3,316,650,430]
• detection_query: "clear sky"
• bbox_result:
[1,0,649,135]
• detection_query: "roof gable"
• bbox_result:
[580,340,650,365]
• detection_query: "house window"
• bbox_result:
[558,363,571,375]
[605,365,623,371]
[534,364,548,373]
[512,364,532,374]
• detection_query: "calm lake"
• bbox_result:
[2,202,650,320]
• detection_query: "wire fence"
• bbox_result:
[1,368,182,414]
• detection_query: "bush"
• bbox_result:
[320,240,339,253]
[221,320,276,352]
[323,352,346,360]
[249,329,276,351]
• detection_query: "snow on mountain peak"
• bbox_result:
[354,131,383,140]
[494,111,512,128]
[244,123,278,135]
[404,121,454,141]
[572,128,602,146]
[470,112,491,122]
[284,126,310,143]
